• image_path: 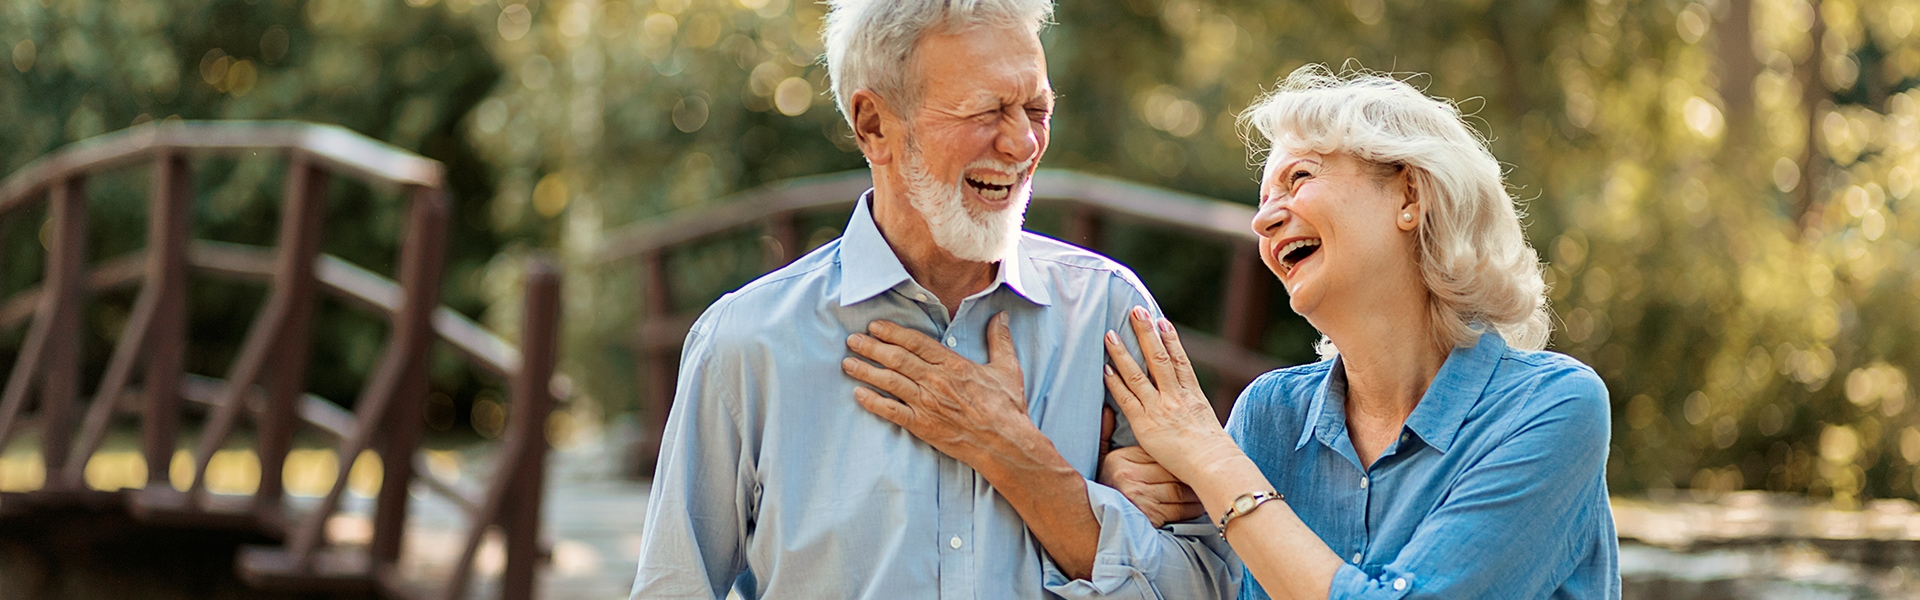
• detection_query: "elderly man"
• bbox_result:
[630,0,1238,597]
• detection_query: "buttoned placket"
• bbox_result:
[1353,430,1420,569]
[897,284,976,599]
[897,283,990,599]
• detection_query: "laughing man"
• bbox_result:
[630,1,1239,597]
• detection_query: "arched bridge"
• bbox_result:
[0,121,561,599]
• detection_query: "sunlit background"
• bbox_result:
[5,0,1920,595]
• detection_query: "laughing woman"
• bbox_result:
[1099,66,1620,599]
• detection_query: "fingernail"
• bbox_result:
[1131,306,1148,320]
[1105,331,1119,345]
[847,333,863,345]
[1104,364,1115,377]
[841,357,857,370]
[1158,318,1173,333]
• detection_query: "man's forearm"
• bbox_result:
[966,428,1102,581]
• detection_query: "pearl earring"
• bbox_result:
[1401,212,1414,222]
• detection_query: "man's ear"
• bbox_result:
[850,89,897,166]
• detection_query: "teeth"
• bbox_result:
[1279,239,1321,260]
[1277,238,1321,274]
[978,185,1010,200]
[967,172,1017,186]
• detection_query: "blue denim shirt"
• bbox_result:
[631,194,1239,599]
[1227,332,1619,599]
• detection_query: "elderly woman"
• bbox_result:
[1099,66,1619,599]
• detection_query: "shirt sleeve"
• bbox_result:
[1040,481,1242,599]
[1036,279,1243,599]
[1329,368,1612,600]
[630,310,760,600]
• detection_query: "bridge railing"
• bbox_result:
[596,170,1284,475]
[0,121,561,599]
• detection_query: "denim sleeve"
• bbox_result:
[631,311,760,600]
[1039,481,1242,599]
[1329,370,1611,599]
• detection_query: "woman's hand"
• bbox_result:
[1099,445,1205,527]
[1102,306,1243,481]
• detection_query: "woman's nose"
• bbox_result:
[1251,201,1288,237]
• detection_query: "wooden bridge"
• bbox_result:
[595,169,1294,476]
[0,122,562,599]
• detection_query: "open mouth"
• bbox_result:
[964,171,1021,201]
[1277,238,1321,276]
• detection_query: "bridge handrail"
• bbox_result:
[0,121,442,218]
[594,169,1258,264]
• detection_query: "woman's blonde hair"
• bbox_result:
[1239,64,1551,357]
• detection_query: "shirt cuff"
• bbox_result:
[1040,481,1228,597]
[1330,562,1417,600]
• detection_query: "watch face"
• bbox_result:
[1233,495,1256,513]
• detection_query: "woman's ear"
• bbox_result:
[850,90,896,166]
[1396,167,1423,232]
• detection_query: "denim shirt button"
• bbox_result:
[1393,578,1407,591]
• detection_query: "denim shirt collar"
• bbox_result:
[836,189,1051,308]
[1294,330,1508,455]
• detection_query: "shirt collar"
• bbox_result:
[1403,330,1506,453]
[1293,330,1507,454]
[836,190,1052,308]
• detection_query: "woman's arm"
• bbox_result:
[1101,309,1344,600]
[1106,307,1614,599]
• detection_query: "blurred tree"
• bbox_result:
[1545,0,1920,506]
[0,0,507,429]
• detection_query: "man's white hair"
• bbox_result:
[822,0,1055,126]
[1240,64,1552,357]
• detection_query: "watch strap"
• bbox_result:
[1216,491,1283,534]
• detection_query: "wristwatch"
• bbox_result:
[1216,491,1283,535]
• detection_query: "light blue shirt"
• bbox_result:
[1227,331,1619,599]
[631,194,1239,599]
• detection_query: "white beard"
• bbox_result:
[899,151,1032,263]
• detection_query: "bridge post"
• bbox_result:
[371,185,448,566]
[38,177,88,491]
[764,213,799,269]
[1215,241,1270,422]
[503,258,560,599]
[1065,204,1104,250]
[144,153,193,491]
[257,154,329,517]
[635,250,673,477]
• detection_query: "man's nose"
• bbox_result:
[994,109,1040,163]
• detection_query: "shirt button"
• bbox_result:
[949,536,963,549]
[1351,552,1361,563]
[1393,578,1407,591]
[915,293,928,302]
[1360,476,1369,489]
[944,336,957,347]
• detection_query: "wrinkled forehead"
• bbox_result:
[914,24,1050,96]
